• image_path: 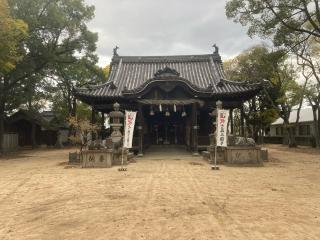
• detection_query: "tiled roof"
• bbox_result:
[272,108,318,125]
[75,52,263,99]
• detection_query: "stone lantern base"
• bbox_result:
[81,148,133,168]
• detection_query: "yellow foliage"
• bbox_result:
[0,0,28,75]
[68,116,100,147]
[102,65,110,78]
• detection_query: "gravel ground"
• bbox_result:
[0,145,319,240]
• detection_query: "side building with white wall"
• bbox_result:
[266,108,317,146]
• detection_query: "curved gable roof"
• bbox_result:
[75,52,263,99]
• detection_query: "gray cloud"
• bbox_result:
[85,0,262,66]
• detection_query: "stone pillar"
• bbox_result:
[137,103,144,157]
[192,102,199,156]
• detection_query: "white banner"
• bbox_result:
[216,109,229,147]
[123,111,137,148]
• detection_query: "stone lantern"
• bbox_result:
[109,102,124,146]
[216,100,222,110]
[107,102,130,166]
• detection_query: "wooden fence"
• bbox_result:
[2,133,19,152]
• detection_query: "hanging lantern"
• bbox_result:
[181,105,187,117]
[165,106,170,117]
[149,106,155,116]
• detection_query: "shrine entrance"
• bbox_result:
[147,110,187,146]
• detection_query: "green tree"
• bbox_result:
[225,46,302,146]
[48,57,106,120]
[0,0,98,152]
[0,0,28,153]
[225,0,320,46]
[225,0,319,147]
[296,33,320,148]
[0,0,28,75]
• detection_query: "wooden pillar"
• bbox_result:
[90,107,97,140]
[101,112,105,128]
[101,112,105,139]
[240,104,245,136]
[91,107,96,124]
[137,103,144,157]
[230,109,234,135]
[192,103,199,156]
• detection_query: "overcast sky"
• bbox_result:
[84,0,263,66]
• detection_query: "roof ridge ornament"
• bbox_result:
[212,44,219,54]
[154,66,180,78]
[113,46,119,57]
[217,79,225,88]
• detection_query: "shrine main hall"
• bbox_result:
[74,46,264,156]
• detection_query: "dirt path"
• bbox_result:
[0,145,319,240]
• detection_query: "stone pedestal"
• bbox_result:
[225,146,262,165]
[81,149,113,168]
[112,148,129,165]
[81,149,130,168]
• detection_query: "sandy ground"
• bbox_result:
[0,145,320,240]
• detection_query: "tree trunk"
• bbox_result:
[284,119,296,148]
[0,77,6,154]
[288,127,297,147]
[311,106,320,148]
[317,106,320,148]
[0,100,4,154]
[31,122,37,149]
[71,97,77,117]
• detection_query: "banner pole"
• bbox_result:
[214,145,217,169]
[121,147,124,166]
